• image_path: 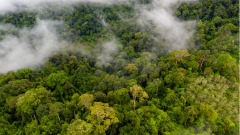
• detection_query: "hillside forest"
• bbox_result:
[0,0,239,134]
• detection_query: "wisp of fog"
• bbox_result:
[139,0,197,50]
[0,20,63,73]
[0,0,131,15]
[0,0,197,73]
[97,39,119,67]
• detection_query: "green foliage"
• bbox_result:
[0,11,36,28]
[169,49,191,65]
[87,102,119,134]
[78,93,94,110]
[0,0,238,134]
[216,53,238,79]
[16,87,54,118]
[130,85,149,111]
[111,88,130,105]
[186,75,239,123]
[47,71,68,89]
[67,119,93,135]
[119,105,171,135]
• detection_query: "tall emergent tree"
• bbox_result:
[130,85,148,111]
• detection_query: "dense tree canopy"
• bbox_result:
[0,0,239,134]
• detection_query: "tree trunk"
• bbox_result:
[33,113,37,120]
[57,115,61,123]
[199,60,204,71]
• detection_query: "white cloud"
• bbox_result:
[0,0,199,73]
[0,0,131,15]
[139,0,197,49]
[0,20,64,73]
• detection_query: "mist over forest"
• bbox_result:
[0,0,239,134]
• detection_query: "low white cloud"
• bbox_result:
[0,0,131,15]
[96,39,119,66]
[0,20,64,73]
[0,0,199,73]
[139,0,197,49]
